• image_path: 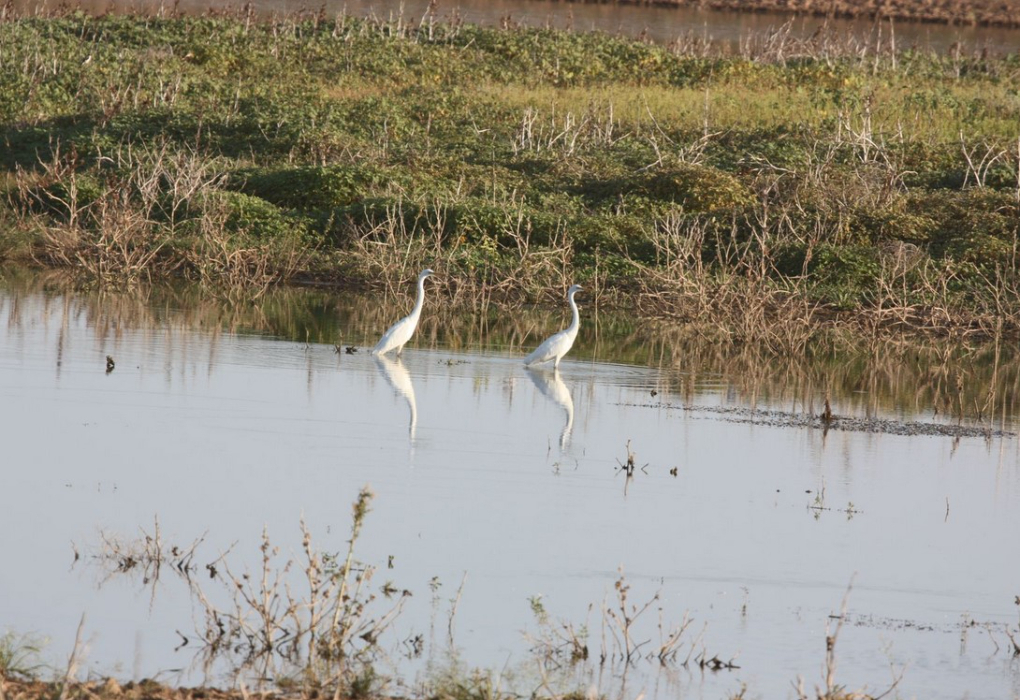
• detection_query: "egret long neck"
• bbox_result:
[566,289,580,335]
[410,275,428,319]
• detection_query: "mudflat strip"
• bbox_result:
[620,401,1015,438]
[0,680,260,700]
[597,0,1020,28]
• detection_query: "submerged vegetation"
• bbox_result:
[1,8,1020,347]
[69,490,723,698]
[23,490,920,700]
[6,487,1015,700]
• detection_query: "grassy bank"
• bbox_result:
[1,8,1019,345]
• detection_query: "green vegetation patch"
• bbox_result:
[231,164,390,210]
[2,11,1020,334]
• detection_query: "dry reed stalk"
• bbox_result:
[960,133,1009,189]
[527,569,698,671]
[343,192,573,310]
[655,608,692,664]
[329,487,374,651]
[13,138,308,295]
[57,614,86,700]
[792,577,903,700]
[446,572,468,647]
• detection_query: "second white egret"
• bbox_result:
[524,284,582,369]
[371,269,435,356]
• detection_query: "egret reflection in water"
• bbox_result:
[525,366,574,449]
[374,354,418,444]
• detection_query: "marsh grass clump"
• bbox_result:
[527,569,707,670]
[188,487,413,696]
[80,486,409,697]
[424,664,519,700]
[0,631,48,682]
[91,516,202,584]
[8,140,309,293]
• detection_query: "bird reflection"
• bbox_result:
[374,354,418,444]
[526,366,574,449]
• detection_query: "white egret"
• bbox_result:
[371,269,434,356]
[523,284,582,369]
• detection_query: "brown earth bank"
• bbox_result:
[560,0,1020,28]
[1,679,307,700]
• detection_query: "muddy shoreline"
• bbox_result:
[619,401,1016,438]
[557,0,1020,29]
[0,679,265,700]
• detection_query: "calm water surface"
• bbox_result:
[2,274,1019,699]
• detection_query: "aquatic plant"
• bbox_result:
[526,568,707,668]
[83,487,408,697]
[793,581,903,700]
[0,631,48,681]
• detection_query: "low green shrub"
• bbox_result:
[232,164,388,210]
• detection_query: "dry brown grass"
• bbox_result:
[340,194,577,314]
[184,199,308,300]
[9,140,307,296]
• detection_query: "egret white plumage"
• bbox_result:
[371,269,434,356]
[523,284,582,369]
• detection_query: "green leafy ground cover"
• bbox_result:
[1,10,1019,339]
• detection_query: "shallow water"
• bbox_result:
[2,273,1020,699]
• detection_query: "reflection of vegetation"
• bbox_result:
[2,11,1020,338]
[2,269,1018,425]
[639,324,1020,428]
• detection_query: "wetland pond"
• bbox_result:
[2,271,1020,700]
